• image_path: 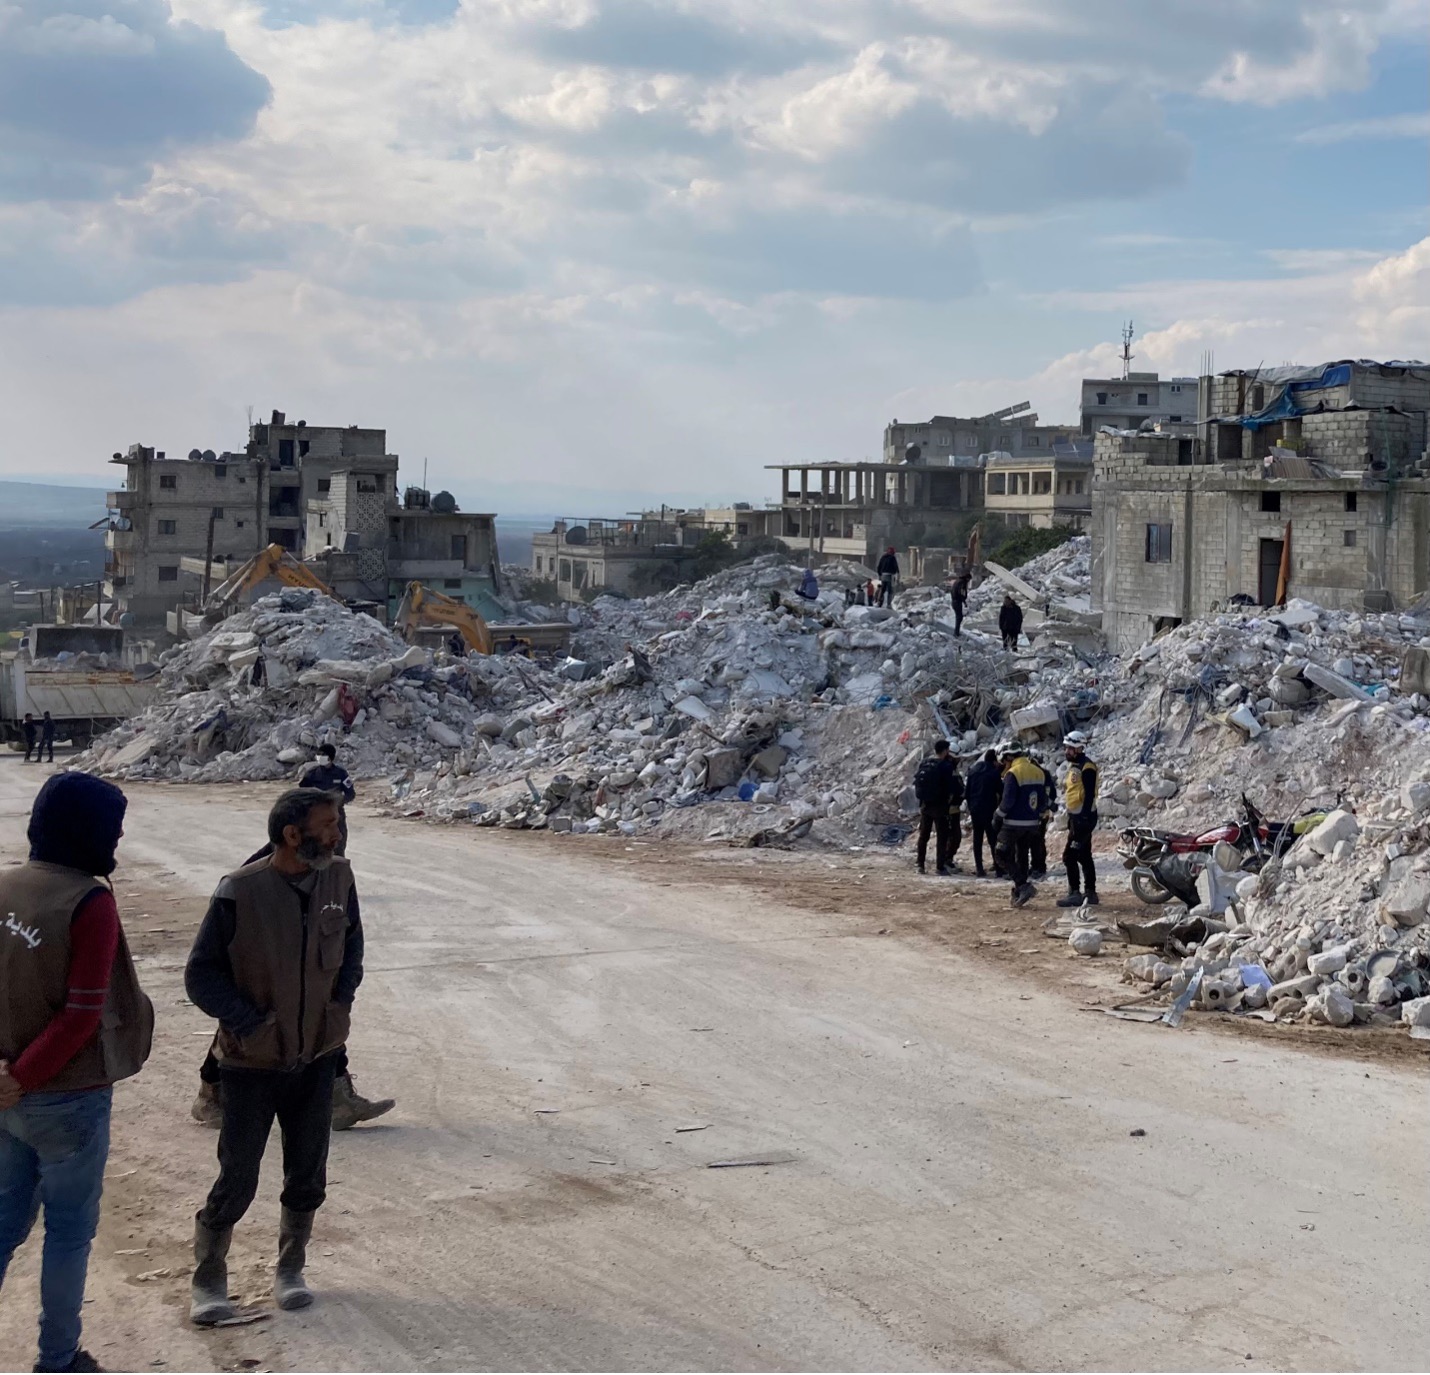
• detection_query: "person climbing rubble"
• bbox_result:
[999,594,1024,652]
[996,744,1051,908]
[876,547,900,608]
[185,789,365,1326]
[912,739,957,875]
[949,571,971,637]
[965,748,1002,878]
[1056,731,1100,908]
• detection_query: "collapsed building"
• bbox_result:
[1091,360,1430,654]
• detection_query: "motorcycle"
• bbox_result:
[1118,817,1243,905]
[1121,793,1342,905]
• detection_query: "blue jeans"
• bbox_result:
[0,1087,113,1372]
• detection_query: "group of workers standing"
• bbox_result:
[912,733,1099,909]
[0,743,395,1372]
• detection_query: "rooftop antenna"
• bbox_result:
[423,457,428,490]
[1120,321,1135,380]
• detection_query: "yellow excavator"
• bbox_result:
[392,581,496,655]
[204,544,337,614]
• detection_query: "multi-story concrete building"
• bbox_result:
[105,444,269,625]
[883,403,1064,465]
[1080,373,1200,436]
[385,490,503,619]
[983,442,1095,531]
[1091,360,1430,653]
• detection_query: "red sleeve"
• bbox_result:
[10,889,120,1092]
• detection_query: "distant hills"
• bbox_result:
[0,481,109,527]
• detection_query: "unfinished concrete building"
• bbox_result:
[883,403,1079,465]
[532,518,693,599]
[385,490,502,620]
[1092,360,1430,653]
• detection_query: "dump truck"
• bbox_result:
[0,625,158,750]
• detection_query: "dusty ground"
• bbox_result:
[1,757,1427,1372]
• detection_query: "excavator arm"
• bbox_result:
[206,544,336,611]
[393,581,494,655]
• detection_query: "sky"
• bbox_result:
[0,0,1426,514]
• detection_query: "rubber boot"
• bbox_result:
[331,1074,395,1131]
[190,1218,236,1326]
[191,1081,222,1129]
[275,1207,315,1311]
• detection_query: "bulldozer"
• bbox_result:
[392,581,498,655]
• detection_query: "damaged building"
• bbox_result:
[1092,360,1430,653]
[104,411,501,631]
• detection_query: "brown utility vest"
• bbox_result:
[0,861,154,1092]
[213,856,354,1071]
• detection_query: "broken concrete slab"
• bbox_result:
[1303,663,1372,701]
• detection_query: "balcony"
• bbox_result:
[106,490,135,510]
[105,528,136,552]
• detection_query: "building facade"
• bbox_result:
[1080,373,1200,436]
[532,518,694,599]
[1091,360,1430,654]
[983,445,1094,531]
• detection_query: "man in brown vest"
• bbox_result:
[0,773,153,1374]
[184,788,363,1325]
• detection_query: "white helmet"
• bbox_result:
[1063,730,1089,749]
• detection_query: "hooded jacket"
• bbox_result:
[0,774,153,1090]
[965,755,1003,816]
[998,599,1024,638]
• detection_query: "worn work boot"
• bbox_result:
[1085,892,1101,906]
[1056,891,1085,908]
[331,1074,396,1131]
[190,1218,236,1326]
[191,1081,222,1129]
[34,1350,104,1372]
[1011,882,1038,909]
[275,1207,316,1311]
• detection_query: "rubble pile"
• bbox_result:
[79,590,565,785]
[1119,795,1430,1031]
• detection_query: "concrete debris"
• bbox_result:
[75,535,1430,1045]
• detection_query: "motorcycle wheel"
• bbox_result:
[1130,870,1176,905]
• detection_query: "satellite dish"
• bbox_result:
[118,612,134,629]
[566,525,589,545]
[904,443,922,464]
[202,449,216,462]
[188,448,202,461]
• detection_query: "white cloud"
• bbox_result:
[1295,111,1430,144]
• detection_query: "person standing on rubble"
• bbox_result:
[996,745,1051,907]
[185,789,364,1326]
[299,744,355,857]
[876,547,900,608]
[912,740,957,875]
[0,773,153,1375]
[999,594,1024,652]
[1056,731,1100,908]
[949,571,971,637]
[965,748,1002,878]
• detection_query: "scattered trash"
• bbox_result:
[707,1155,796,1169]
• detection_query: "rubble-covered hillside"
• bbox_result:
[80,536,1430,1037]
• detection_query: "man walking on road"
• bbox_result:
[1057,732,1101,908]
[185,789,364,1325]
[298,743,356,857]
[876,547,900,608]
[40,713,57,764]
[912,740,957,876]
[999,594,1024,652]
[22,714,37,764]
[0,774,153,1374]
[964,749,1002,877]
[996,745,1051,907]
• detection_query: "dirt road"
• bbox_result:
[1,758,1426,1371]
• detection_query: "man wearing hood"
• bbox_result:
[0,774,153,1374]
[185,788,364,1325]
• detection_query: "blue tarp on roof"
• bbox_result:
[1234,362,1353,429]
